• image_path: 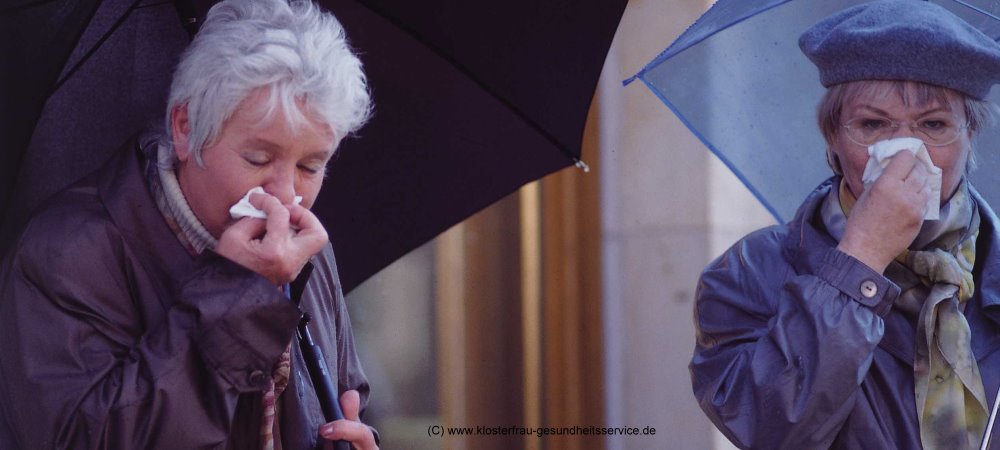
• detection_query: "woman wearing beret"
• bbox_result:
[691,1,1000,449]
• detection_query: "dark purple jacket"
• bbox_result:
[692,178,1000,449]
[0,135,371,449]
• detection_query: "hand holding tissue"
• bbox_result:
[229,187,304,220]
[861,137,942,220]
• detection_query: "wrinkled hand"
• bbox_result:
[215,192,328,285]
[838,151,930,273]
[319,390,378,449]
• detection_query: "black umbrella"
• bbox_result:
[1,0,626,292]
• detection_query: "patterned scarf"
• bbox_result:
[821,178,987,450]
[143,140,292,450]
[260,352,292,450]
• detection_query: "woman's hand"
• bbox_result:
[319,390,379,449]
[215,192,329,285]
[837,151,930,273]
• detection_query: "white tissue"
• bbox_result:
[860,137,942,220]
[229,186,303,220]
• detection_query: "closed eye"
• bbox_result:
[859,118,890,130]
[298,164,323,175]
[918,120,949,130]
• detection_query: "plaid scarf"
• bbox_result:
[822,178,987,449]
[143,140,292,450]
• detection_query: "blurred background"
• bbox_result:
[344,0,778,448]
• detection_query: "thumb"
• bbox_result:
[339,389,361,421]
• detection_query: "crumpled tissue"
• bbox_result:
[860,137,941,220]
[229,186,303,220]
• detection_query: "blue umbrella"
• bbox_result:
[626,0,1000,223]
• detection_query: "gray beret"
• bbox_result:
[799,0,1000,100]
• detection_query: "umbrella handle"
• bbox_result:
[297,312,351,450]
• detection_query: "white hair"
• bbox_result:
[164,0,371,165]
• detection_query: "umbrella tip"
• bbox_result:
[574,159,591,173]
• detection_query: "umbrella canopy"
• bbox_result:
[627,0,1000,223]
[0,0,627,292]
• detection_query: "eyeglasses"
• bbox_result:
[841,116,969,147]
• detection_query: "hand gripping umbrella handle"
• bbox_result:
[297,312,351,450]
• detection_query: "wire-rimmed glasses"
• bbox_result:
[842,116,968,147]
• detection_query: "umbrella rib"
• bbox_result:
[52,0,145,94]
[353,2,584,164]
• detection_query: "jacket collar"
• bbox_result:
[782,177,839,269]
[93,131,199,309]
[966,185,1000,360]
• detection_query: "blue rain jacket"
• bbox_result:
[692,177,1000,449]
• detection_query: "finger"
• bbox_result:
[286,205,329,250]
[223,217,267,241]
[248,192,277,212]
[250,194,291,241]
[903,163,929,188]
[880,150,917,181]
[340,390,361,421]
[287,203,325,233]
[320,420,378,449]
[249,191,290,217]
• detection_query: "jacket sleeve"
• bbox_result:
[306,246,379,445]
[332,272,380,446]
[0,214,301,449]
[690,232,899,449]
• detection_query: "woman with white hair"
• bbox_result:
[691,1,1000,449]
[0,0,378,448]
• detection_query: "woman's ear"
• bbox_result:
[170,103,193,162]
[826,147,843,175]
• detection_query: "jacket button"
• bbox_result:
[248,369,267,387]
[860,280,878,298]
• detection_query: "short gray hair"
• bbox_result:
[164,0,371,165]
[816,80,998,174]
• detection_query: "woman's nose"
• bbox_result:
[890,122,919,139]
[264,169,298,205]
